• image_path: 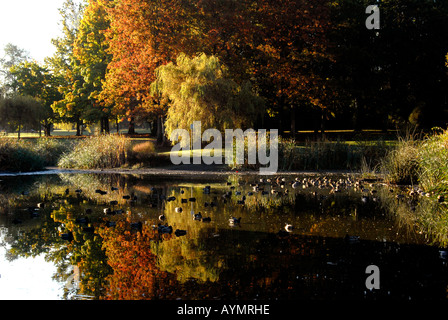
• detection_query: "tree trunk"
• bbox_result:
[44,120,51,137]
[290,105,296,140]
[320,108,326,140]
[116,116,119,134]
[353,98,362,132]
[100,117,104,134]
[156,115,165,145]
[128,117,135,135]
[76,120,81,136]
[150,120,157,137]
[104,116,110,134]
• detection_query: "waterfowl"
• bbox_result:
[111,186,118,191]
[122,195,131,200]
[344,234,360,243]
[105,221,116,228]
[285,223,294,232]
[30,210,40,218]
[202,217,212,223]
[82,226,95,233]
[61,232,73,241]
[130,222,143,230]
[189,197,196,202]
[75,217,89,224]
[109,200,118,206]
[159,214,166,221]
[175,207,183,213]
[229,217,241,225]
[194,212,203,221]
[396,194,405,200]
[175,229,187,237]
[104,208,112,214]
[37,203,45,209]
[292,181,300,189]
[75,189,82,193]
[438,195,445,203]
[96,189,107,195]
[158,224,173,234]
[181,198,188,204]
[167,196,176,202]
[277,230,290,237]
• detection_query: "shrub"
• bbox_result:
[58,135,130,169]
[380,136,421,185]
[128,141,156,163]
[418,128,448,195]
[32,138,73,166]
[0,139,44,172]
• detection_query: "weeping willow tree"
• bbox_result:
[150,53,265,139]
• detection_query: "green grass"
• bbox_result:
[380,127,448,197]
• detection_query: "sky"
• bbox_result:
[0,0,67,63]
[0,246,63,300]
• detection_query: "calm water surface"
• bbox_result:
[0,172,447,300]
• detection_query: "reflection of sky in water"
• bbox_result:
[0,247,63,300]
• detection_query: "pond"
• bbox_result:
[0,171,447,301]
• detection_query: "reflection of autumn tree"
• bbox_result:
[51,203,112,299]
[99,221,176,300]
[151,236,222,283]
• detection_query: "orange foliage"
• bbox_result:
[99,221,175,300]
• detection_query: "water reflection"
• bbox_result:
[0,172,447,300]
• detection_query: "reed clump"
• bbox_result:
[58,135,130,169]
[381,127,448,196]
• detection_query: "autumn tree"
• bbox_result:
[99,221,175,300]
[151,53,265,138]
[100,0,201,135]
[248,0,335,137]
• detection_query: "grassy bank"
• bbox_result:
[380,128,448,196]
[1,134,395,172]
[0,138,72,172]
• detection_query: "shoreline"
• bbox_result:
[0,164,367,178]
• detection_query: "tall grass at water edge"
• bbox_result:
[58,135,130,169]
[381,128,448,196]
[0,138,71,172]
